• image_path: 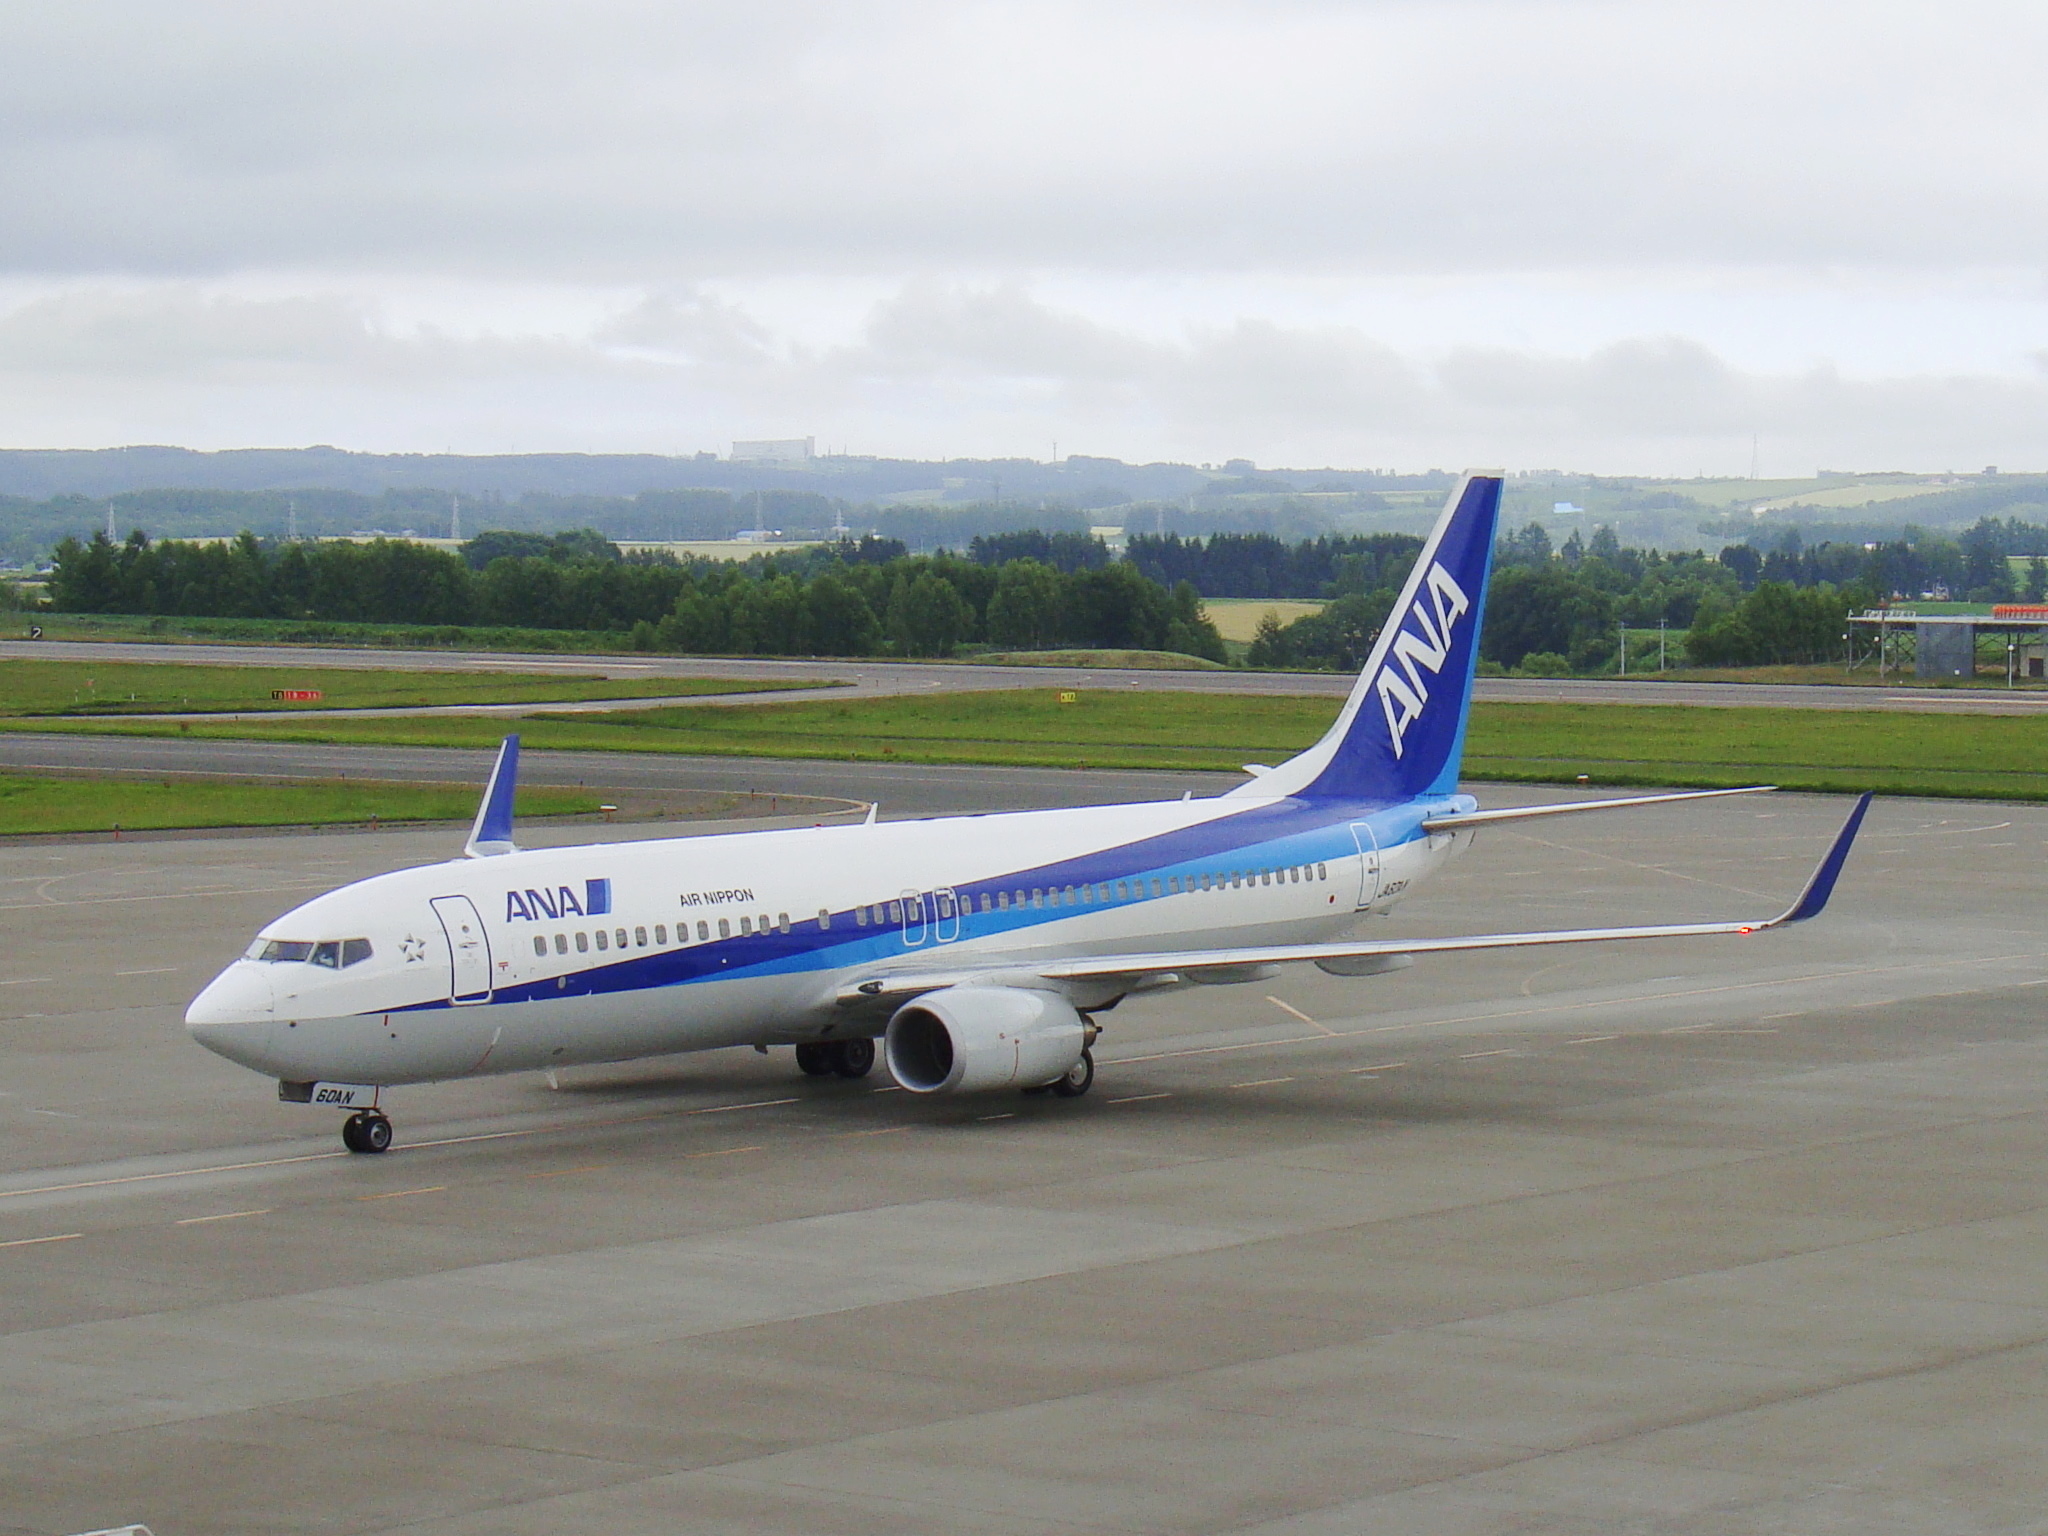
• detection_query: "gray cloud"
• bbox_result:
[3,278,2041,474]
[1,1,2043,277]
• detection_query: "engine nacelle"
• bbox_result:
[884,986,1086,1094]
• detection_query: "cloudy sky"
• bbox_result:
[0,0,2043,473]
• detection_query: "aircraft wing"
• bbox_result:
[838,792,1870,1007]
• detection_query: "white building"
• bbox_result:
[730,438,814,463]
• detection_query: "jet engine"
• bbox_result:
[884,986,1086,1094]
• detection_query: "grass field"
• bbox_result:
[13,688,2045,802]
[0,659,811,715]
[0,775,599,836]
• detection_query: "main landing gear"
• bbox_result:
[1023,1048,1095,1099]
[341,1109,393,1154]
[795,1037,876,1079]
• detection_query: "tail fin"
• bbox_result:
[1242,473,1503,804]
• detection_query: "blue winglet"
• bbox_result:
[1777,792,1872,924]
[464,735,520,858]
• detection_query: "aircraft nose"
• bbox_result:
[186,963,274,1064]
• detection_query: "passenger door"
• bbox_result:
[1347,823,1381,910]
[430,895,494,1003]
[899,889,927,947]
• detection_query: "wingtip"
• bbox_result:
[1777,792,1873,924]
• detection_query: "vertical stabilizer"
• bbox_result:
[1238,473,1503,804]
[464,735,521,858]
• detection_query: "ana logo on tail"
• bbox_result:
[1373,562,1471,758]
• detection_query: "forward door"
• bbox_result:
[430,895,494,1003]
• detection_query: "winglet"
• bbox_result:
[465,735,520,858]
[1770,792,1872,926]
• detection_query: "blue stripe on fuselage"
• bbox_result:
[386,794,1451,1014]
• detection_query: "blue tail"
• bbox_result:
[1250,473,1503,804]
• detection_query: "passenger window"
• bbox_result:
[533,936,547,957]
[818,908,831,930]
[655,924,667,944]
[760,914,772,934]
[854,906,868,928]
[886,901,901,924]
[739,916,752,936]
[555,933,567,954]
[576,932,589,952]
[979,893,992,913]
[718,918,730,939]
[777,913,790,934]
[1079,884,1092,905]
[616,928,627,948]
[595,930,608,950]
[635,927,647,947]
[697,920,709,941]
[1316,862,1327,879]
[311,941,340,968]
[996,891,1009,910]
[342,938,373,966]
[1151,878,1163,897]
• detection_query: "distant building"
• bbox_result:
[730,438,814,463]
[1552,501,1583,515]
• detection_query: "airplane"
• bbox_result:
[186,473,1872,1153]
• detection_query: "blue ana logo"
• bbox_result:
[505,878,612,923]
[1372,562,1471,759]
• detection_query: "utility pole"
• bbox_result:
[288,499,298,541]
[1618,622,1626,677]
[450,495,461,542]
[1658,617,1667,671]
[106,502,116,541]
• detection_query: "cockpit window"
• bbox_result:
[256,937,373,967]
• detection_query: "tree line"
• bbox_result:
[44,528,1225,661]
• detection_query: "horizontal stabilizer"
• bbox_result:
[1421,785,1776,832]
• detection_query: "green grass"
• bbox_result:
[10,687,2045,801]
[0,659,814,715]
[0,775,599,836]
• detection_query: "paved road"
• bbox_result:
[7,792,2048,1533]
[13,637,2048,714]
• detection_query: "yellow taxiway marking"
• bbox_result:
[0,1232,81,1248]
[1349,1062,1406,1073]
[976,1113,1016,1122]
[115,967,179,976]
[681,1145,760,1159]
[1459,1049,1516,1059]
[356,1186,445,1201]
[688,1097,799,1115]
[1107,1092,1172,1104]
[1265,995,1335,1036]
[838,1125,911,1137]
[174,1209,270,1225]
[526,1165,610,1179]
[1567,1035,1617,1044]
[1229,1077,1295,1089]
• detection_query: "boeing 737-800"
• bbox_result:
[186,474,1870,1153]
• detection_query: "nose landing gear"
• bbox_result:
[341,1110,393,1154]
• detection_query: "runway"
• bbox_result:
[12,637,2048,714]
[4,775,2047,1534]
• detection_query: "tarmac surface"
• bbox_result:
[12,636,2048,714]
[3,774,2047,1534]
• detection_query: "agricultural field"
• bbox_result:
[1200,598,1327,642]
[17,688,2047,803]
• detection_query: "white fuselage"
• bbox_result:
[186,789,1473,1088]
